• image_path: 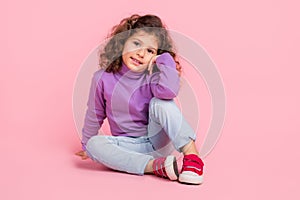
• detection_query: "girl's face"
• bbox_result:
[122,31,158,72]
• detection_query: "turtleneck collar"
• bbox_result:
[119,62,147,79]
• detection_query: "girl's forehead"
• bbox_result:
[129,31,159,47]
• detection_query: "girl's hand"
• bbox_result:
[148,54,182,76]
[175,61,182,76]
[147,55,160,75]
[75,150,89,160]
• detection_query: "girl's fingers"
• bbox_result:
[75,151,83,156]
[148,65,153,75]
[75,150,88,159]
[148,55,159,75]
[82,154,89,160]
[175,61,183,76]
[147,58,154,75]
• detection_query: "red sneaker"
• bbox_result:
[179,154,204,184]
[152,155,179,181]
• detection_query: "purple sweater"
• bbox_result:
[81,53,180,150]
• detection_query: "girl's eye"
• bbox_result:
[147,49,154,54]
[133,41,140,46]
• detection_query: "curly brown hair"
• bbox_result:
[99,14,181,74]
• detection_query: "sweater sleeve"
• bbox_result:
[150,53,180,99]
[81,70,106,151]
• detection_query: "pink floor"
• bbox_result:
[1,1,300,200]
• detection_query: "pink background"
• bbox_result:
[1,0,299,199]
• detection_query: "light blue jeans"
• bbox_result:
[86,97,196,175]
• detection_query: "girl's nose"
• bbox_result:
[137,48,145,58]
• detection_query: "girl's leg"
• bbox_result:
[87,135,179,180]
[147,97,204,184]
[147,97,197,153]
[144,141,199,173]
[181,140,199,155]
[144,159,154,173]
[86,135,154,175]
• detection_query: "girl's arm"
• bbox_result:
[81,70,106,151]
[150,53,180,99]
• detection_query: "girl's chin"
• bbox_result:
[129,65,147,72]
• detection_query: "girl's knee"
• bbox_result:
[149,97,175,110]
[86,135,108,152]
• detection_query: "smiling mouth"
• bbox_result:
[131,57,143,65]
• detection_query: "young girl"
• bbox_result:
[76,14,204,184]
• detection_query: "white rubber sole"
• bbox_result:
[179,171,204,184]
[164,155,179,181]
